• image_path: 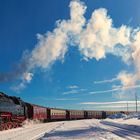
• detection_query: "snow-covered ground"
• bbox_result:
[0,118,140,140]
[0,121,63,140]
[104,118,140,128]
[39,119,124,140]
[40,119,140,140]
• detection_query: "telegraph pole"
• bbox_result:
[127,101,128,113]
[135,92,138,113]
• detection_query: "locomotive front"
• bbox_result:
[0,92,26,130]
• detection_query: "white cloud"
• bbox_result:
[94,78,118,84]
[63,89,79,95]
[63,87,87,95]
[96,104,140,109]
[93,70,140,99]
[55,98,79,101]
[79,100,140,105]
[89,88,118,94]
[114,70,140,99]
[117,71,135,87]
[79,100,140,111]
[80,88,87,91]
[68,85,79,89]
[37,96,79,101]
[89,84,140,95]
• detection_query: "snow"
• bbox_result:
[105,118,140,126]
[107,112,140,120]
[0,117,140,140]
[125,112,140,119]
[105,112,140,127]
[107,113,127,119]
[39,119,123,140]
[0,121,63,140]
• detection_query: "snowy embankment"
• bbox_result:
[102,112,140,133]
[99,119,140,140]
[0,121,63,140]
[39,118,140,140]
[102,118,140,133]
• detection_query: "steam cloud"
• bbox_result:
[1,0,140,92]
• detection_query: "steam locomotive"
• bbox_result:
[0,92,128,131]
[0,92,26,130]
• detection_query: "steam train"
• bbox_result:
[0,92,129,131]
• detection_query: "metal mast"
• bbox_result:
[127,101,128,112]
[135,92,138,113]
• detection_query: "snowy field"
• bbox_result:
[40,119,140,140]
[0,118,140,140]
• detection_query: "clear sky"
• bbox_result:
[0,0,140,111]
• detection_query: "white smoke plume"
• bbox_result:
[9,0,87,91]
[29,0,86,70]
[79,8,132,62]
[1,0,140,92]
[10,72,33,92]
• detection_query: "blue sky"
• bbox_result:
[0,0,140,111]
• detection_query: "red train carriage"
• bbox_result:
[25,103,48,122]
[94,111,103,119]
[87,110,103,119]
[32,105,47,121]
[50,108,66,120]
[69,110,84,120]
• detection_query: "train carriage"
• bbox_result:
[69,110,84,120]
[87,110,105,119]
[32,105,47,121]
[106,111,120,117]
[25,103,48,122]
[50,108,66,120]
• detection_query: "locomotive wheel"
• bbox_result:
[13,123,17,128]
[3,125,8,130]
[7,123,12,129]
[14,123,18,128]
